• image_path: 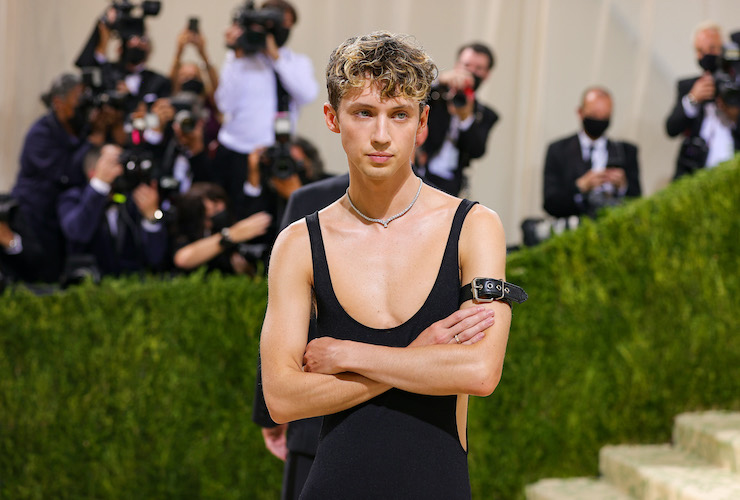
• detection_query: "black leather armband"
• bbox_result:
[459,278,528,307]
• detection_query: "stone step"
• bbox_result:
[674,411,740,473]
[525,477,635,500]
[600,444,740,500]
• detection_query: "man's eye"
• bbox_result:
[356,110,371,117]
[395,112,408,119]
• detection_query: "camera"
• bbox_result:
[79,67,127,111]
[431,74,482,109]
[260,113,300,180]
[170,91,203,135]
[113,147,155,193]
[231,0,285,54]
[0,194,19,224]
[103,0,162,39]
[715,39,740,107]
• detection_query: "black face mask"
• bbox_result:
[582,117,610,139]
[181,79,204,95]
[698,54,719,73]
[125,47,148,66]
[273,26,290,47]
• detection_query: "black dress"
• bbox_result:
[299,200,477,500]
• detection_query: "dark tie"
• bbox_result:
[585,144,594,168]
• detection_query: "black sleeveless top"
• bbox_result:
[299,200,477,500]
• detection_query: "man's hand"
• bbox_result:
[229,211,272,242]
[150,99,175,131]
[412,306,495,346]
[0,221,15,248]
[438,68,476,121]
[576,169,609,193]
[271,174,303,200]
[303,337,346,374]
[132,181,160,220]
[261,425,288,461]
[438,68,474,93]
[93,144,124,185]
[689,73,716,104]
[225,24,245,58]
[264,32,280,61]
[303,307,495,374]
[603,167,627,190]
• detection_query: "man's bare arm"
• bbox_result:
[303,205,511,397]
[260,221,494,423]
[260,220,496,423]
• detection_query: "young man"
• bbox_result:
[260,31,520,498]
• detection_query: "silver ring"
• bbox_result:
[454,334,461,344]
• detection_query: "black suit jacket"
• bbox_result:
[666,77,706,179]
[665,76,740,179]
[57,184,169,277]
[420,86,499,195]
[543,134,641,218]
[75,25,171,113]
[252,173,350,457]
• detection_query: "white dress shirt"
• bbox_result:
[215,48,318,154]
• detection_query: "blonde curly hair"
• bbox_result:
[325,31,438,114]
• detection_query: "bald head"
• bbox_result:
[579,87,612,121]
[693,22,723,60]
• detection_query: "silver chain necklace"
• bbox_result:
[346,177,423,228]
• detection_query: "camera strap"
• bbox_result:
[274,71,290,113]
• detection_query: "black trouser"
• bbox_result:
[212,144,249,212]
[282,452,314,500]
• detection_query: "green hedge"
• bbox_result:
[0,272,281,499]
[1,157,739,499]
[468,156,740,498]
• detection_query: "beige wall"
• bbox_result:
[2,0,739,244]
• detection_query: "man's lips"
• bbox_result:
[367,152,393,163]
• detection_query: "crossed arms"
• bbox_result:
[260,205,511,424]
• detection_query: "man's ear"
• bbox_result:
[416,105,430,146]
[324,103,340,134]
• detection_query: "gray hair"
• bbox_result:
[41,73,81,108]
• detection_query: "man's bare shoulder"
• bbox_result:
[269,217,313,279]
[459,202,507,260]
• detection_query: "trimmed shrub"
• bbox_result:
[1,157,738,499]
[468,156,740,498]
[0,272,282,499]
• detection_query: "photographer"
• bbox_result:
[75,1,171,115]
[10,73,107,283]
[665,22,740,179]
[417,42,499,196]
[213,0,318,208]
[171,182,271,275]
[169,21,221,148]
[57,144,168,279]
[543,86,641,220]
[239,136,327,268]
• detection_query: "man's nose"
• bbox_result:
[371,115,391,147]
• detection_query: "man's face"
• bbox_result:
[694,28,723,60]
[456,48,490,84]
[579,91,612,121]
[54,84,84,122]
[324,82,428,181]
